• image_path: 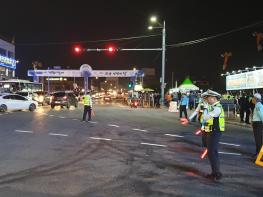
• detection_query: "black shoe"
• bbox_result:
[214,173,223,181]
[205,173,215,179]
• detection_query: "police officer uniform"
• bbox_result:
[82,91,92,122]
[202,90,225,181]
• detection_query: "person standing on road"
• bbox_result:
[82,90,92,122]
[239,94,246,122]
[202,90,225,181]
[251,93,263,160]
[179,93,189,119]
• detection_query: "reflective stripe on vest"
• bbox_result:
[83,95,91,106]
[204,103,225,132]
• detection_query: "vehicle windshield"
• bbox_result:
[53,92,66,97]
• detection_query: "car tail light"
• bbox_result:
[63,96,67,100]
[134,102,138,106]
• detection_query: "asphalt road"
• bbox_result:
[0,102,262,197]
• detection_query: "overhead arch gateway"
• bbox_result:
[27,64,144,93]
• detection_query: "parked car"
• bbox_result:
[50,91,78,109]
[0,93,38,112]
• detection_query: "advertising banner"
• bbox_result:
[226,69,263,90]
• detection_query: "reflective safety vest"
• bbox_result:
[204,102,225,132]
[83,95,92,106]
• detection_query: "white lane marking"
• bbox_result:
[165,134,184,138]
[89,121,98,124]
[59,116,65,119]
[219,151,241,156]
[90,137,112,141]
[0,114,3,116]
[219,142,241,147]
[72,119,79,121]
[49,133,68,137]
[141,142,167,147]
[108,124,120,128]
[132,128,148,132]
[15,130,33,134]
[49,115,54,117]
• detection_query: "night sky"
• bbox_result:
[1,0,263,90]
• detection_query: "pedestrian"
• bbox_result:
[178,91,182,102]
[251,93,263,160]
[239,94,246,122]
[179,93,189,119]
[189,91,195,110]
[245,95,251,124]
[202,90,225,181]
[82,90,92,122]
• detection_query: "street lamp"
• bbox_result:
[148,26,153,30]
[150,16,157,23]
[148,15,166,105]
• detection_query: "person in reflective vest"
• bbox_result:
[82,90,92,122]
[202,89,225,181]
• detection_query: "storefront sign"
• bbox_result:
[0,55,16,69]
[226,69,263,90]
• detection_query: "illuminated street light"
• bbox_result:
[148,26,153,30]
[150,16,157,23]
[148,15,166,105]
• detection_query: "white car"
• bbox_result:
[0,93,38,112]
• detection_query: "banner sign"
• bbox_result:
[28,69,144,78]
[226,69,263,90]
[0,55,16,70]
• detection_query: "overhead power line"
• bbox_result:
[17,34,161,47]
[168,20,263,48]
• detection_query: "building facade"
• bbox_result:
[0,36,16,80]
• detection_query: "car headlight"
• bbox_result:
[39,96,44,102]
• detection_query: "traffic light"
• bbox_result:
[73,45,83,55]
[128,81,133,89]
[106,45,117,55]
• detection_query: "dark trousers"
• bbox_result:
[179,105,188,118]
[205,130,222,175]
[252,121,263,154]
[240,108,244,121]
[202,130,207,148]
[82,105,91,121]
[245,110,250,123]
[189,102,194,110]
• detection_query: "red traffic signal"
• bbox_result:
[108,47,114,52]
[73,45,83,54]
[106,45,117,54]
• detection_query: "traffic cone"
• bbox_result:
[255,146,263,167]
